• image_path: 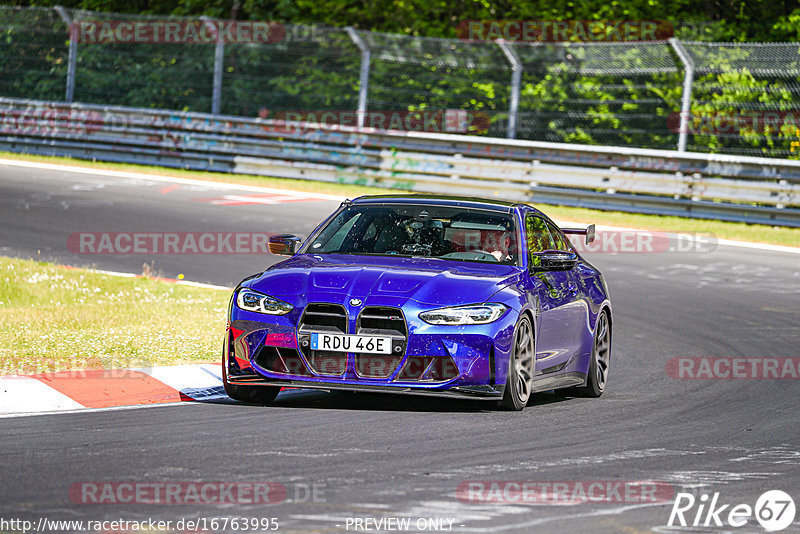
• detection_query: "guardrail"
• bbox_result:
[1,97,799,227]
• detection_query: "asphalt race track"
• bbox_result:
[1,160,799,533]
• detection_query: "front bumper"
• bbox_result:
[225,299,517,400]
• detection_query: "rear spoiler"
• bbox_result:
[561,224,596,245]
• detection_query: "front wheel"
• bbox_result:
[222,352,280,404]
[569,310,611,398]
[501,315,535,411]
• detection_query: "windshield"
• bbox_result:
[305,204,519,264]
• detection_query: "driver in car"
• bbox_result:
[484,232,514,262]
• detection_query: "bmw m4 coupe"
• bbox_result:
[223,195,612,410]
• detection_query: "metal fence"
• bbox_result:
[2,6,800,158]
[2,97,798,227]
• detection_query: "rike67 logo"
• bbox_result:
[668,490,796,531]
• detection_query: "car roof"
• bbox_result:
[349,194,526,213]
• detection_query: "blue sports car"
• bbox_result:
[223,195,611,410]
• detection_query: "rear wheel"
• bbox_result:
[568,310,610,398]
[501,315,535,411]
[222,351,280,404]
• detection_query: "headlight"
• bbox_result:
[419,303,508,325]
[236,289,293,315]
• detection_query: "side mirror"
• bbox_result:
[531,251,578,272]
[268,234,301,256]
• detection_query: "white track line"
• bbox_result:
[86,268,231,290]
[0,158,346,201]
[0,399,206,419]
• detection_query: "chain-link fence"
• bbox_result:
[222,26,362,117]
[2,6,800,157]
[0,6,69,101]
[680,41,800,157]
[514,42,683,150]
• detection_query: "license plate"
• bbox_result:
[310,333,392,354]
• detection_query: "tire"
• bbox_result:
[501,314,535,411]
[568,310,611,398]
[222,350,280,404]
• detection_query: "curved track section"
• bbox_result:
[1,160,799,533]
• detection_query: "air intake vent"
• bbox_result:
[358,306,407,337]
[397,355,459,382]
[298,303,348,376]
[355,306,407,378]
[300,303,347,333]
[255,346,311,376]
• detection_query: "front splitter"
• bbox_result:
[227,375,504,400]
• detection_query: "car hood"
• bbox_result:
[245,254,523,306]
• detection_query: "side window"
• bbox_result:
[525,215,555,253]
[545,221,574,252]
[316,212,361,252]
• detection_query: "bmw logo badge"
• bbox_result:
[349,298,362,307]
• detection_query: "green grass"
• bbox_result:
[0,257,229,375]
[2,151,799,247]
